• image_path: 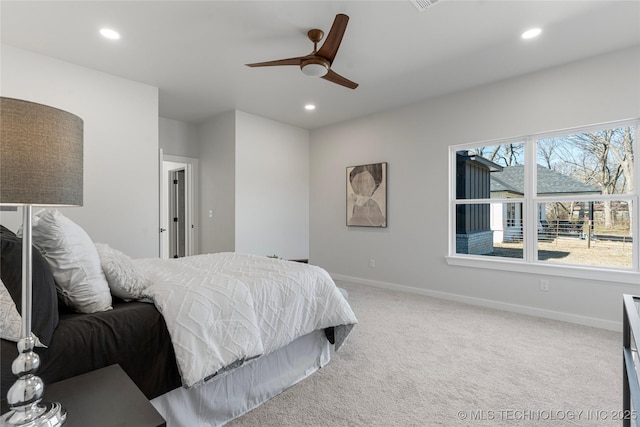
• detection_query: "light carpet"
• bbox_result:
[227,282,622,426]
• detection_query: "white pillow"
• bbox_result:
[94,243,149,300]
[24,209,112,313]
[0,279,45,347]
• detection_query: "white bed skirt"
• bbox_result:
[151,330,331,426]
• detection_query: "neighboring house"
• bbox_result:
[456,152,602,252]
[490,164,602,243]
[455,151,503,254]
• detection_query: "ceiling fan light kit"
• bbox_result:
[246,14,358,89]
[301,58,329,77]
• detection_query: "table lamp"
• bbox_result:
[0,97,83,426]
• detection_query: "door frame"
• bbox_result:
[159,150,198,258]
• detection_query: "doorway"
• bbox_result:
[169,168,186,258]
[159,152,198,259]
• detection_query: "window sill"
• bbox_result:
[445,255,640,285]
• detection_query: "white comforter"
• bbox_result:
[134,252,357,389]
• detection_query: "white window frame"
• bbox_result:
[446,119,640,284]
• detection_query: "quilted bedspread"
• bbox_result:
[134,252,358,389]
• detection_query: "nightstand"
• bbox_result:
[44,364,165,427]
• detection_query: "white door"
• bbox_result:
[159,152,198,259]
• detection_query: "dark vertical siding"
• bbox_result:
[456,156,491,234]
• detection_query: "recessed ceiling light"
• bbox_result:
[521,28,542,40]
[304,104,316,111]
[100,28,121,40]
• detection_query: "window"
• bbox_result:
[506,203,518,227]
[448,120,638,281]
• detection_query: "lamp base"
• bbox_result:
[1,401,66,426]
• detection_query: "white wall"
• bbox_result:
[310,47,640,330]
[198,111,236,254]
[0,45,159,258]
[159,117,199,159]
[235,111,310,259]
[195,110,310,258]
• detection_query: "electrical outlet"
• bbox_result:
[539,279,550,292]
[369,259,375,268]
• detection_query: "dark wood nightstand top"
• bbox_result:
[44,364,165,427]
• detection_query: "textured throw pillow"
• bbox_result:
[0,278,22,343]
[94,243,150,301]
[0,279,47,347]
[22,209,112,313]
[0,225,58,346]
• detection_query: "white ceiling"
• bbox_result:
[1,1,639,130]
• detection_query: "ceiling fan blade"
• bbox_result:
[245,57,304,67]
[322,69,358,90]
[316,14,349,64]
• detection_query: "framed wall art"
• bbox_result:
[346,162,387,227]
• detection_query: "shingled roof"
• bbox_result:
[490,164,601,196]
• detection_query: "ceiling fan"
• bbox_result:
[246,14,358,90]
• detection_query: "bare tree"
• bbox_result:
[566,127,634,228]
[537,139,556,169]
[471,143,523,167]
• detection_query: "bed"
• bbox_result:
[0,209,357,426]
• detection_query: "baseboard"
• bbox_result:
[330,273,622,332]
